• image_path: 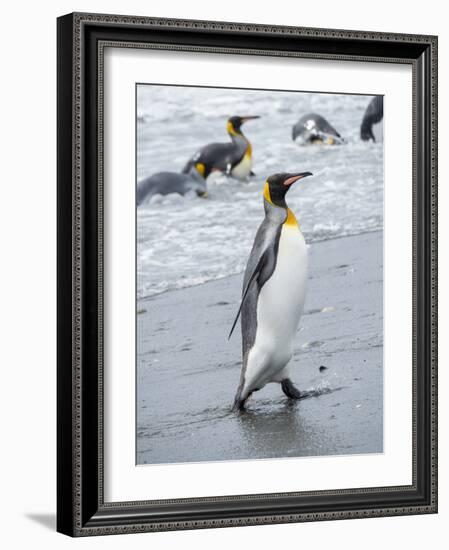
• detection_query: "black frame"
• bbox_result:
[57,12,438,537]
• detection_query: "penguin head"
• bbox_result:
[263,172,313,207]
[227,115,260,135]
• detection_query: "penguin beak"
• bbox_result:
[283,172,313,186]
[240,116,260,123]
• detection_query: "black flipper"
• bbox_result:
[228,249,269,340]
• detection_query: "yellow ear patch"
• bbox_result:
[195,162,206,176]
[263,181,273,204]
[227,121,238,136]
[284,208,299,227]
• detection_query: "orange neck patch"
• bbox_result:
[284,208,298,227]
[228,122,252,158]
[245,141,252,158]
[263,183,299,227]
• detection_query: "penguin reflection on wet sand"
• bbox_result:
[182,115,260,181]
[229,171,313,411]
[292,113,344,145]
[360,96,383,142]
[137,165,207,206]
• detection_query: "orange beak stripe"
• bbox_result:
[284,175,304,186]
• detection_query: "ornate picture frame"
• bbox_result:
[57,12,437,536]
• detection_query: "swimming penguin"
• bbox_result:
[360,96,383,142]
[182,115,260,181]
[292,113,344,145]
[229,171,313,410]
[137,166,207,205]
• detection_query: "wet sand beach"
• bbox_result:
[136,230,383,465]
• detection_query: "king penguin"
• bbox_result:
[360,96,383,142]
[182,115,260,181]
[136,164,207,205]
[292,113,344,145]
[229,171,313,410]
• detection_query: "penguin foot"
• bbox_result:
[232,394,248,412]
[281,378,304,400]
[232,401,246,412]
[232,389,253,412]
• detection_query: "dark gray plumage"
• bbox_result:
[360,96,384,142]
[137,169,207,205]
[292,113,343,145]
[183,138,247,177]
[182,116,259,180]
[231,208,284,408]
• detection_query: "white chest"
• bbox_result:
[244,225,308,391]
[231,151,252,180]
[257,225,308,344]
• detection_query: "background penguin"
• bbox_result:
[229,171,313,410]
[292,113,344,145]
[182,115,260,181]
[137,165,207,205]
[360,96,383,142]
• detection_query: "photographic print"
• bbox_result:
[136,84,384,466]
[57,15,437,534]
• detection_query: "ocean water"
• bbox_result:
[137,85,383,298]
